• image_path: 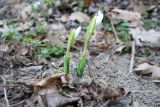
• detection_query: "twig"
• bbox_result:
[37,95,45,107]
[0,76,10,107]
[129,41,135,73]
[108,15,120,42]
[79,98,83,107]
[10,100,25,107]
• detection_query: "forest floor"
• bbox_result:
[0,0,160,107]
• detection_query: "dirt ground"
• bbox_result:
[87,48,160,107]
[0,0,160,107]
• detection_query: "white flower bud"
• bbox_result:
[33,1,41,8]
[96,11,104,26]
[74,26,81,38]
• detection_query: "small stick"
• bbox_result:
[108,14,120,42]
[0,76,10,107]
[37,95,45,107]
[129,41,135,73]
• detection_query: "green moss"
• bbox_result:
[143,18,158,30]
[103,18,131,42]
[137,49,151,57]
[40,45,65,58]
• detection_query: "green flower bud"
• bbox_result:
[86,16,96,40]
[67,29,75,55]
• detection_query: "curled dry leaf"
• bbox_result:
[101,87,125,101]
[83,0,93,4]
[19,5,32,21]
[15,55,32,66]
[69,11,90,23]
[80,87,91,100]
[129,28,160,47]
[20,65,43,72]
[109,8,143,27]
[59,14,69,22]
[17,21,33,31]
[46,92,80,107]
[134,62,154,75]
[92,31,116,42]
[33,73,80,107]
[0,44,9,52]
[134,62,160,82]
[115,45,126,53]
[151,66,160,81]
[34,73,65,95]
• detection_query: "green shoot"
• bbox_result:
[76,11,103,77]
[64,27,81,74]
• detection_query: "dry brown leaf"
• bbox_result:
[129,28,160,47]
[34,73,65,95]
[46,92,79,107]
[83,0,93,4]
[17,21,33,31]
[134,62,154,75]
[59,14,69,22]
[0,44,9,52]
[33,73,80,107]
[129,0,148,16]
[110,8,143,27]
[69,12,90,23]
[151,66,160,81]
[11,42,29,55]
[101,87,125,101]
[92,31,116,42]
[134,62,160,82]
[98,43,109,49]
[80,87,91,100]
[19,5,32,21]
[15,55,32,66]
[115,45,126,53]
[20,65,43,72]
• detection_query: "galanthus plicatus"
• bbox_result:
[64,27,81,74]
[77,11,104,77]
[96,11,104,26]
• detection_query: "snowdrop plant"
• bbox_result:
[64,27,81,74]
[77,11,103,77]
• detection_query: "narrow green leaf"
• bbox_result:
[86,16,96,40]
[77,55,86,77]
[66,29,75,55]
[63,55,70,74]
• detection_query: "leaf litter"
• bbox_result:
[134,62,160,82]
[0,0,160,107]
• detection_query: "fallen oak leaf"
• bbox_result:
[46,92,80,107]
[129,28,160,47]
[34,73,65,95]
[109,8,143,27]
[33,73,80,107]
[101,87,125,101]
[134,62,160,82]
[151,66,160,81]
[69,12,90,23]
[80,87,91,100]
[134,62,154,75]
[0,44,9,52]
[83,0,93,4]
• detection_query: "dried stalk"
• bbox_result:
[0,76,10,107]
[129,41,135,73]
[108,14,120,42]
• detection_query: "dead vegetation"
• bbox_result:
[0,0,160,107]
